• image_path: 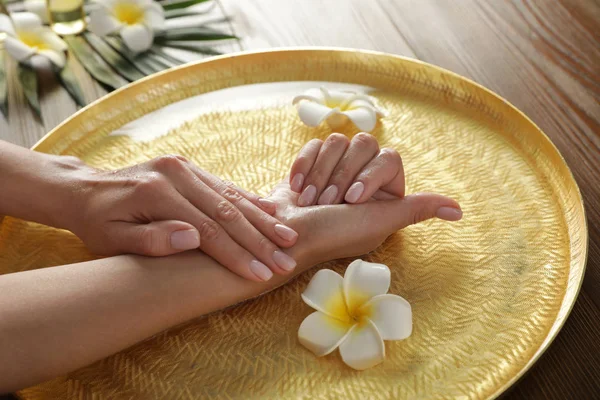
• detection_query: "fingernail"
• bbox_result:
[298,185,317,206]
[274,224,298,241]
[291,173,305,192]
[345,182,364,203]
[258,198,277,211]
[170,229,200,250]
[250,259,273,281]
[318,185,338,205]
[436,207,463,221]
[273,250,297,272]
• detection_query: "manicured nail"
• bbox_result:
[436,207,463,221]
[345,182,364,203]
[291,173,305,192]
[258,198,277,212]
[318,184,338,205]
[170,229,200,250]
[273,250,297,272]
[298,184,317,206]
[274,224,298,241]
[250,259,273,281]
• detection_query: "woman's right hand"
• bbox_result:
[62,155,298,282]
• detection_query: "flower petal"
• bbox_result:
[343,107,378,132]
[120,24,153,53]
[292,87,326,105]
[11,12,43,33]
[339,319,385,370]
[296,100,339,127]
[0,14,16,36]
[301,269,351,323]
[143,2,165,30]
[88,9,122,37]
[24,0,49,24]
[327,89,355,107]
[38,49,65,68]
[343,259,391,312]
[360,294,412,340]
[4,36,35,62]
[39,29,67,52]
[298,311,353,357]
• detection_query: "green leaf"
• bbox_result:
[103,36,166,75]
[149,47,186,66]
[161,0,210,11]
[165,9,209,19]
[64,35,127,91]
[57,58,86,107]
[154,27,237,42]
[0,50,7,118]
[157,42,222,55]
[17,64,40,118]
[83,32,145,82]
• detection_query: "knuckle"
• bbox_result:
[198,220,221,241]
[136,172,167,192]
[333,165,354,181]
[137,227,157,254]
[308,138,324,147]
[221,185,243,203]
[326,133,349,147]
[258,236,275,253]
[151,154,187,173]
[380,148,402,163]
[215,200,241,222]
[353,132,379,151]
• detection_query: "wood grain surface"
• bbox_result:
[1,0,599,398]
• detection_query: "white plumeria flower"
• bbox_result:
[292,87,384,132]
[298,259,412,370]
[88,0,165,53]
[0,12,67,68]
[23,0,49,24]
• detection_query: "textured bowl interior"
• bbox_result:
[0,49,586,400]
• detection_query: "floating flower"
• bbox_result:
[292,87,384,132]
[88,0,165,53]
[298,259,412,370]
[0,12,67,67]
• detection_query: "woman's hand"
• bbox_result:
[274,133,462,267]
[60,155,299,282]
[289,133,404,206]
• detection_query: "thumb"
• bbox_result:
[106,220,201,256]
[365,192,462,234]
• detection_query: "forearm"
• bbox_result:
[0,249,310,392]
[0,140,86,228]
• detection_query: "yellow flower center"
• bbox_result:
[324,99,356,111]
[18,32,49,50]
[114,3,145,25]
[325,289,372,325]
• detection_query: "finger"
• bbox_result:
[100,220,200,257]
[299,133,350,206]
[365,193,462,234]
[190,168,298,248]
[167,166,297,276]
[317,132,379,205]
[289,139,323,193]
[345,148,405,204]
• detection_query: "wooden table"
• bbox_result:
[1,0,599,398]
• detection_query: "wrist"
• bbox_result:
[40,155,94,230]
